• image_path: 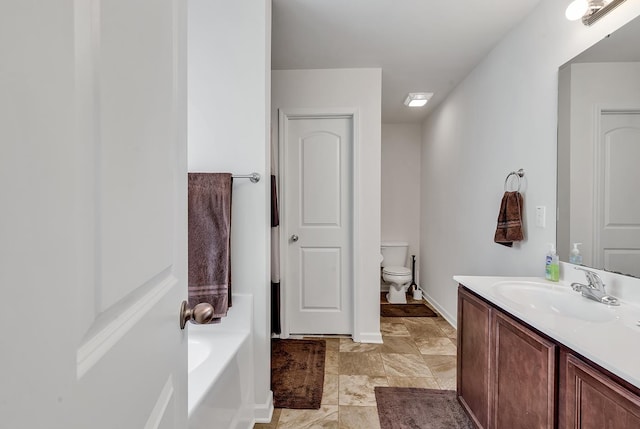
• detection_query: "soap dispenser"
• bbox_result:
[569,243,583,265]
[545,243,560,282]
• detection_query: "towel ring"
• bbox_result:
[504,169,525,192]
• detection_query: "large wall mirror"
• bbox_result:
[557,15,640,278]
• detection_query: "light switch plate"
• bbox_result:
[535,206,546,228]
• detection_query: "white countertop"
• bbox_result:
[454,275,640,389]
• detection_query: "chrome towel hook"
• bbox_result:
[504,168,525,192]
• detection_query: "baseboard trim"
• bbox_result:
[421,288,457,328]
[253,391,274,424]
[356,332,383,344]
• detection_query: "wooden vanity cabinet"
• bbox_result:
[458,286,556,429]
[559,350,640,429]
[491,310,556,429]
[457,287,491,429]
[458,285,640,429]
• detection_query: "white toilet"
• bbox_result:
[380,241,412,304]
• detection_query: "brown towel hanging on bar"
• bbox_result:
[494,191,524,247]
[188,173,233,322]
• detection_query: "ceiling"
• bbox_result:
[272,0,541,123]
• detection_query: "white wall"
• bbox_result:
[188,0,273,422]
[381,123,422,267]
[420,0,640,325]
[272,68,382,343]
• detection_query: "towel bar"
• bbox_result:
[504,169,524,192]
[232,172,261,183]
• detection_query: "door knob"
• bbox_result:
[179,300,215,329]
[291,234,299,242]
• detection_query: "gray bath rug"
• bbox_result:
[375,387,473,429]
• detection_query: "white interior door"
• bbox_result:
[281,114,353,335]
[596,111,640,277]
[0,1,187,428]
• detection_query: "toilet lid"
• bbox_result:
[383,266,411,276]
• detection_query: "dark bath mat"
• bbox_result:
[271,339,326,409]
[375,387,473,429]
[381,304,437,317]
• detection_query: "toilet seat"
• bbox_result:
[383,266,411,276]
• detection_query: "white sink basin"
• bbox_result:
[491,280,618,323]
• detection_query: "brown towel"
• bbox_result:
[494,191,524,247]
[188,173,233,322]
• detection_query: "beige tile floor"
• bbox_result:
[255,294,458,429]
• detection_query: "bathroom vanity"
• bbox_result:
[455,276,640,429]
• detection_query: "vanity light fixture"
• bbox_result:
[404,92,433,107]
[565,0,627,26]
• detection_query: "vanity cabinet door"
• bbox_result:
[560,351,640,429]
[491,311,556,429]
[457,286,492,429]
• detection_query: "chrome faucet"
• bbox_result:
[571,267,619,306]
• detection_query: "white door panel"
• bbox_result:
[302,133,342,225]
[301,247,342,309]
[282,115,353,335]
[596,112,640,277]
[1,1,187,427]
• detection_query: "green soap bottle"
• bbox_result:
[545,243,560,282]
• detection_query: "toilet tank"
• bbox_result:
[380,241,408,268]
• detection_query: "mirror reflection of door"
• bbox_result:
[595,111,640,276]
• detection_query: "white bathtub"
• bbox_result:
[188,294,254,429]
